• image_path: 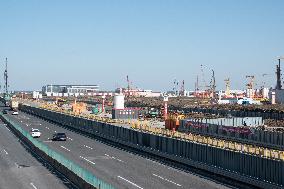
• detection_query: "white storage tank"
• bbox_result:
[114,94,125,109]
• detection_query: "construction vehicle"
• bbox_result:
[165,113,185,131]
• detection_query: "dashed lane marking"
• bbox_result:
[84,145,93,150]
[60,146,71,152]
[117,176,143,189]
[105,154,124,163]
[30,182,38,189]
[80,156,96,165]
[152,173,182,187]
[3,149,8,155]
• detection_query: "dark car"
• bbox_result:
[52,133,67,141]
[2,110,8,114]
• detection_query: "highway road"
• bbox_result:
[4,110,234,189]
[0,119,75,189]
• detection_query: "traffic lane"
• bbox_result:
[8,112,232,189]
[0,123,71,189]
[8,113,180,189]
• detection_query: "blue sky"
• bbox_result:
[0,0,284,91]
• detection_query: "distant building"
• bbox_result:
[42,84,99,97]
[115,88,162,97]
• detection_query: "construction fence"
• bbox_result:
[179,119,284,150]
[184,107,284,120]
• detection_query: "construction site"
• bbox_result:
[0,57,279,140]
[0,57,283,188]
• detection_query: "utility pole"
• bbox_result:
[276,58,282,90]
[210,69,216,99]
[4,58,8,96]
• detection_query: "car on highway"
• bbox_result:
[2,110,8,114]
[30,129,41,138]
[52,133,67,141]
[12,111,19,115]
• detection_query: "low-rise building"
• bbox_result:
[42,84,99,97]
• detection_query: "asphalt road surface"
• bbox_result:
[0,119,75,189]
[3,109,234,189]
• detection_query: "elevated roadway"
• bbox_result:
[0,119,74,189]
[2,108,234,189]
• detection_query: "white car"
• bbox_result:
[12,111,19,115]
[30,129,41,138]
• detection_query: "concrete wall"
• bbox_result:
[20,105,284,189]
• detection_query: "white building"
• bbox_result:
[42,84,99,97]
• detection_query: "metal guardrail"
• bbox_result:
[0,113,115,189]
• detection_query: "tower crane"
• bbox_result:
[246,75,255,98]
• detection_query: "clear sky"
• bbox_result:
[0,0,284,92]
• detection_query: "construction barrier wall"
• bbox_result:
[183,107,284,120]
[20,104,284,189]
[179,119,284,150]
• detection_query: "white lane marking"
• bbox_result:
[39,123,41,125]
[43,140,52,143]
[54,130,57,133]
[79,156,96,165]
[117,176,143,189]
[84,145,93,150]
[45,127,50,130]
[152,173,182,187]
[3,149,8,155]
[60,146,71,152]
[20,121,22,123]
[30,182,37,189]
[4,126,11,132]
[67,137,73,141]
[26,124,29,127]
[105,154,124,163]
